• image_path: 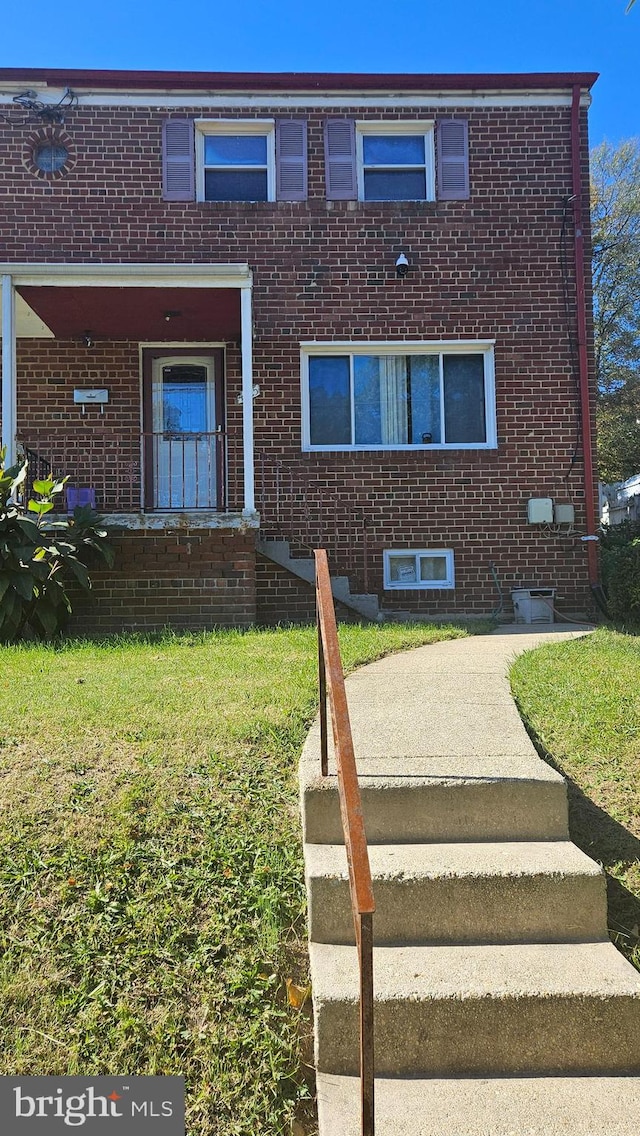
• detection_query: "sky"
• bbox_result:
[1,0,638,147]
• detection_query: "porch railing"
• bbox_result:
[315,548,375,1136]
[18,430,227,513]
[23,446,52,502]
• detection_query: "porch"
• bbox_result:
[0,263,260,630]
[1,263,258,523]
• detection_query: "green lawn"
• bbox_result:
[510,627,640,971]
[0,620,478,1136]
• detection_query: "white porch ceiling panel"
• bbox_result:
[0,293,54,338]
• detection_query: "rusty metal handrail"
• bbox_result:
[314,548,375,1136]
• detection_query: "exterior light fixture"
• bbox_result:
[83,331,94,348]
[395,252,410,278]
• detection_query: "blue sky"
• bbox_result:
[1,0,638,146]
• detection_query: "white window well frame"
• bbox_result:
[195,119,276,203]
[300,340,497,452]
[384,549,455,591]
[356,120,436,202]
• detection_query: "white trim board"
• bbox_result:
[0,263,252,289]
[299,339,496,350]
[0,91,592,110]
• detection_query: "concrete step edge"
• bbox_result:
[305,840,608,945]
[316,1073,640,1136]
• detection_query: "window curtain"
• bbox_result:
[379,356,408,444]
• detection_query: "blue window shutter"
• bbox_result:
[437,119,469,200]
[324,118,357,200]
[276,119,308,201]
[162,118,195,201]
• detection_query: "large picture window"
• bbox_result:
[302,343,496,450]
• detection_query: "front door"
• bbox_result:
[148,355,222,509]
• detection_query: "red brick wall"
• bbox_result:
[69,529,256,634]
[1,94,598,620]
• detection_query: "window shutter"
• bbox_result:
[324,118,357,200]
[162,118,195,201]
[276,119,308,201]
[437,119,469,200]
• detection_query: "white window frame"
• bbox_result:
[356,120,435,202]
[300,340,497,452]
[195,119,276,203]
[384,549,455,591]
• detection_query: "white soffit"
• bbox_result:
[0,293,54,339]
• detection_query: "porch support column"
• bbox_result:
[240,283,256,515]
[1,274,17,466]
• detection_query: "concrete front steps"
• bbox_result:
[305,841,607,945]
[316,1074,640,1136]
[311,940,640,1077]
[257,538,380,620]
[300,635,640,1134]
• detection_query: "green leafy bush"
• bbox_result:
[0,449,114,642]
[600,522,640,625]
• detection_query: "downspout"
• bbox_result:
[570,83,599,587]
[1,274,17,466]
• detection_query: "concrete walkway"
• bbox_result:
[300,624,640,1135]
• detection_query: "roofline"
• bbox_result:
[0,68,599,93]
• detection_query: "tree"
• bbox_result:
[590,138,640,481]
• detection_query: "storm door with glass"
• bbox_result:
[148,355,222,509]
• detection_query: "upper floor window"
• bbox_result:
[196,120,275,202]
[301,342,496,451]
[162,118,307,202]
[325,117,469,202]
[356,122,435,202]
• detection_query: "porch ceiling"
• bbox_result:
[15,286,242,342]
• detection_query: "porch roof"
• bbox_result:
[16,286,241,341]
[0,263,250,340]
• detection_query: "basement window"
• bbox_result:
[384,549,455,590]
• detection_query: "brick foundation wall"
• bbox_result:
[255,555,359,626]
[1,91,598,621]
[69,528,256,634]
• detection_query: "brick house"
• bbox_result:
[0,68,599,630]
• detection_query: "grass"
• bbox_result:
[510,626,640,971]
[0,619,483,1136]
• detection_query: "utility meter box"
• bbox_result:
[554,503,575,524]
[512,588,555,624]
[527,497,553,524]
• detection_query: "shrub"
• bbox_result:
[0,449,114,642]
[600,523,640,626]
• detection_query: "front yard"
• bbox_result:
[0,620,473,1136]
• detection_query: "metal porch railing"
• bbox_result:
[18,430,228,513]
